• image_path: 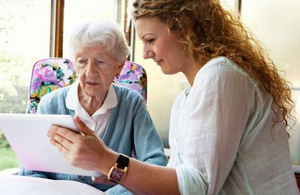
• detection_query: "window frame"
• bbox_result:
[49,0,131,58]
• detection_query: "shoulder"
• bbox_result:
[193,56,268,110]
[113,84,145,104]
[40,86,70,103]
[200,57,248,78]
[37,86,71,114]
[195,57,259,90]
[112,84,148,116]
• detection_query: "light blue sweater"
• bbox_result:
[19,84,168,195]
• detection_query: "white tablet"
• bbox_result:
[0,113,100,177]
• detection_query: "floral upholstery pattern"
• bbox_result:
[27,58,76,114]
[27,59,147,114]
[113,61,147,101]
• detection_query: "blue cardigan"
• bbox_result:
[19,84,168,194]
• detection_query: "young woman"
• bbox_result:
[47,0,299,194]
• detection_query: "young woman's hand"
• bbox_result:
[47,115,118,174]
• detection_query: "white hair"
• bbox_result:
[69,19,130,62]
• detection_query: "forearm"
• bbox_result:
[49,117,178,194]
[98,151,175,195]
[97,151,179,195]
[120,158,180,195]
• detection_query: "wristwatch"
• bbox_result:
[107,153,129,183]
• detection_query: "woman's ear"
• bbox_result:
[116,60,125,76]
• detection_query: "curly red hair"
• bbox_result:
[131,0,295,131]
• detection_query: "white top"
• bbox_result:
[167,57,298,195]
[66,81,117,138]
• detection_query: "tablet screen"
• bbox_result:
[0,113,100,177]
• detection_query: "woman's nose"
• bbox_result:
[143,50,154,59]
[85,62,96,77]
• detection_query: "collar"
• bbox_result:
[66,81,117,116]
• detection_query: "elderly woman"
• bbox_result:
[19,19,167,195]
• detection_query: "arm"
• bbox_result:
[18,165,49,178]
[105,98,168,195]
[48,116,180,195]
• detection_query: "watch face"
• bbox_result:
[111,168,125,182]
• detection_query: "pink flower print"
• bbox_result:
[31,79,42,92]
[38,66,58,83]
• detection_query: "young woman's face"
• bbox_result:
[135,17,186,75]
[74,46,123,98]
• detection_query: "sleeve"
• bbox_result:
[176,62,257,194]
[18,165,49,178]
[36,93,54,114]
[36,87,69,115]
[132,98,168,166]
[105,185,133,195]
[37,99,47,114]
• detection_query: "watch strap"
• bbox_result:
[116,153,129,169]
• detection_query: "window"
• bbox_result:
[62,0,116,58]
[0,0,51,114]
[0,0,51,171]
[241,0,300,165]
[0,0,117,171]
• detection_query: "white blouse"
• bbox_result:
[66,81,117,138]
[167,57,298,194]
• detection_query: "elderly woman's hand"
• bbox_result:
[47,116,118,175]
[92,174,115,184]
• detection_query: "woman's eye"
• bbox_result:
[76,59,87,66]
[96,60,104,65]
[146,39,154,44]
[95,60,109,68]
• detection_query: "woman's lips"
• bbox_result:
[86,82,99,86]
[156,59,163,66]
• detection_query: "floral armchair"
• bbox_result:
[26,58,76,114]
[26,58,147,114]
[113,61,147,101]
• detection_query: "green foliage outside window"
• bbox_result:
[0,55,29,171]
[0,128,20,171]
[0,1,35,171]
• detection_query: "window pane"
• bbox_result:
[0,0,51,113]
[241,0,300,87]
[63,0,115,58]
[0,0,51,171]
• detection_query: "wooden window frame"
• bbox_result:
[49,0,132,58]
[49,0,64,57]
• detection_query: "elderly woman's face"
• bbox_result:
[74,46,123,98]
